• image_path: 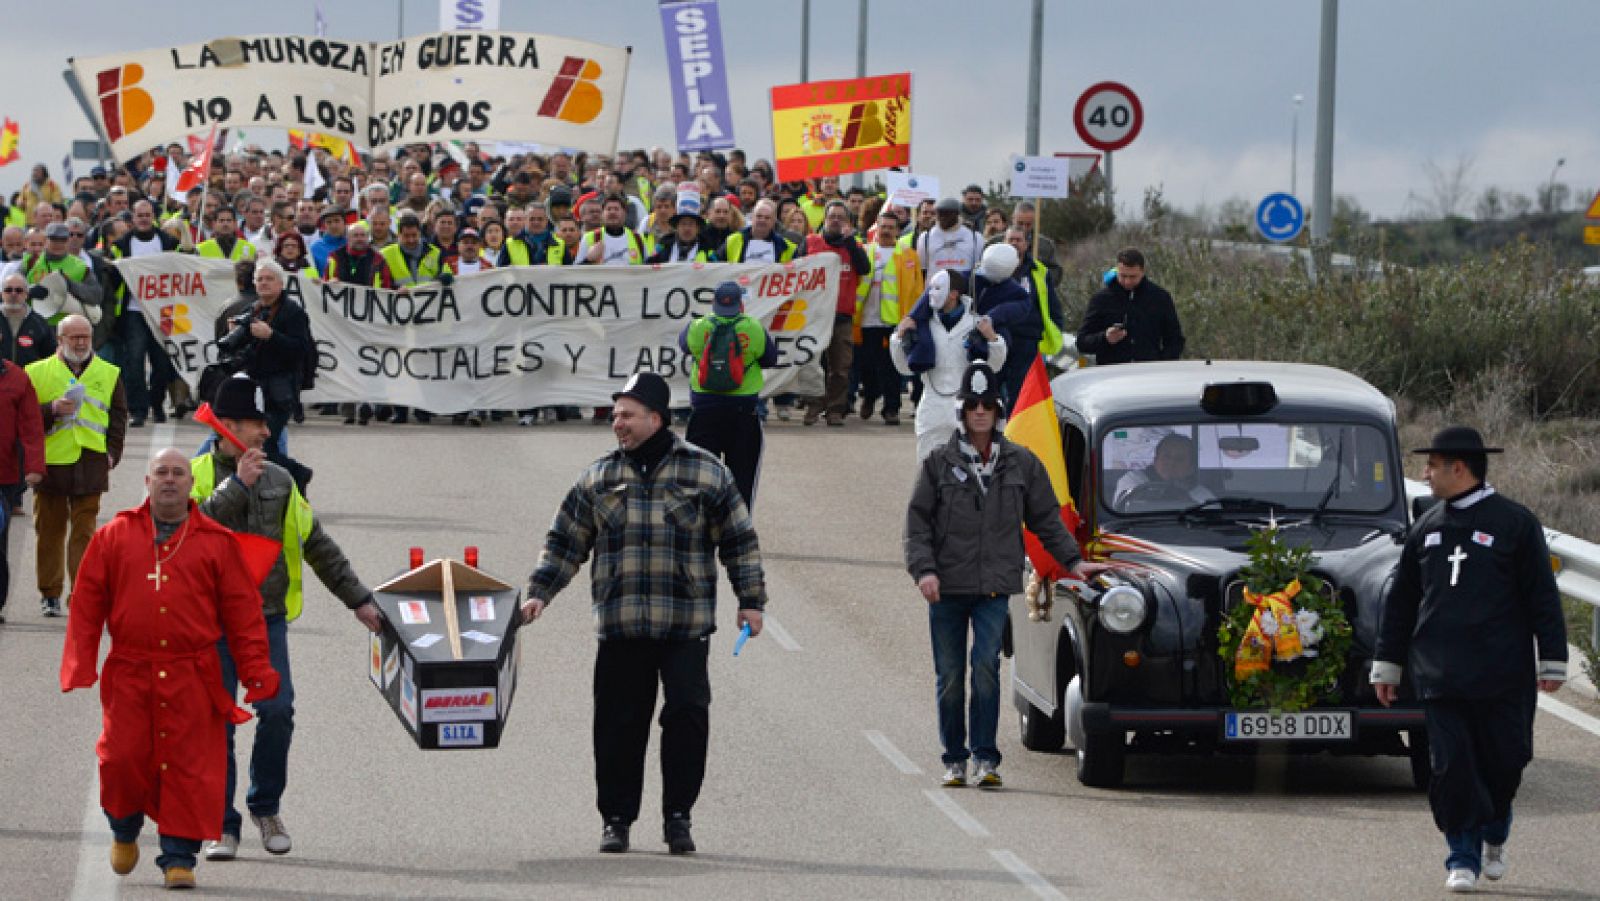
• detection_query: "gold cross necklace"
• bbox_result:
[148,517,192,592]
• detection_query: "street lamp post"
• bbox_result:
[1545,157,1566,213]
[1291,94,1304,198]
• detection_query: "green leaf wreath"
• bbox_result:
[1216,526,1353,712]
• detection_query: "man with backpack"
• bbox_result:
[677,281,778,511]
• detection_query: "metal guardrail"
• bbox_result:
[1406,479,1600,645]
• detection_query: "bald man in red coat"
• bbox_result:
[62,447,279,890]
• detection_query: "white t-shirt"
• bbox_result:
[577,229,640,266]
[742,236,776,263]
[918,225,980,281]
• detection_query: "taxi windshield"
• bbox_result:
[1100,422,1398,516]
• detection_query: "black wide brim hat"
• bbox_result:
[668,212,705,227]
[1411,425,1502,455]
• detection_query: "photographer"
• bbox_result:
[229,260,313,493]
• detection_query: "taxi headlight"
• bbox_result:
[1097,584,1149,634]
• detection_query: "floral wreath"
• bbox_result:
[1216,524,1353,712]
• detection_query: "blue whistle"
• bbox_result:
[732,622,751,657]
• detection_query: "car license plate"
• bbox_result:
[1223,710,1352,741]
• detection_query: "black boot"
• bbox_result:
[598,819,629,854]
[663,815,695,855]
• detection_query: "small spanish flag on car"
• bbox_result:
[1005,356,1084,580]
[0,119,20,167]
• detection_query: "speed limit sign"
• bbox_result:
[1074,82,1143,153]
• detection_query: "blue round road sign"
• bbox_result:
[1256,193,1304,243]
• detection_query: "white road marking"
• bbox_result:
[989,849,1068,900]
[922,788,990,838]
[864,730,922,775]
[69,771,117,901]
[761,614,801,651]
[1539,693,1600,739]
[151,422,176,451]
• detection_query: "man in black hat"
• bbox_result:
[904,361,1103,788]
[1373,425,1567,893]
[521,371,768,856]
[191,374,381,863]
[647,201,712,264]
[677,282,778,510]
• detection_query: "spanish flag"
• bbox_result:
[1005,355,1083,580]
[289,130,362,167]
[0,119,19,167]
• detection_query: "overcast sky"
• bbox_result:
[4,0,1597,220]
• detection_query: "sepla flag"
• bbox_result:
[1004,355,1083,581]
[769,73,910,182]
[658,0,735,152]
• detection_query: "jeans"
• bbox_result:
[110,311,173,419]
[593,636,711,824]
[1445,810,1512,875]
[928,594,1008,766]
[105,811,201,871]
[216,614,294,837]
[857,326,902,416]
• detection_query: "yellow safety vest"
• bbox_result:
[721,231,796,264]
[190,452,316,622]
[27,355,119,465]
[379,243,443,287]
[583,228,646,265]
[1026,260,1064,355]
[196,238,257,261]
[856,245,909,323]
[505,236,565,266]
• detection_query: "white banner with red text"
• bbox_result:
[114,255,836,414]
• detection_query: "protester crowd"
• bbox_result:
[2,139,1113,434]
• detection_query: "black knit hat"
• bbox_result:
[213,374,267,421]
[1411,425,1502,455]
[612,371,672,422]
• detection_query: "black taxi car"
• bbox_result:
[1009,360,1428,787]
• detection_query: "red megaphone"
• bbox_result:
[194,402,251,454]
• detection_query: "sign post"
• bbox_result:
[1073,81,1142,209]
[1011,156,1071,259]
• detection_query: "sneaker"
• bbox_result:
[204,834,239,861]
[941,761,967,787]
[252,814,292,855]
[663,816,695,855]
[775,404,792,421]
[974,761,1003,789]
[1482,845,1505,881]
[1446,868,1477,893]
[163,865,196,890]
[599,819,629,853]
[110,839,139,875]
[40,596,61,617]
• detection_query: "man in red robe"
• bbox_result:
[61,447,279,890]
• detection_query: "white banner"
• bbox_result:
[440,0,502,31]
[72,30,628,160]
[1009,155,1071,199]
[115,256,838,414]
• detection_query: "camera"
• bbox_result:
[217,309,265,359]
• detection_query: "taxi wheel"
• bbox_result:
[1406,729,1431,792]
[1075,730,1126,788]
[1018,699,1065,752]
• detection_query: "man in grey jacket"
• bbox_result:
[190,374,381,862]
[904,362,1104,788]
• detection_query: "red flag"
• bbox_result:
[173,124,219,196]
[1003,356,1084,580]
[232,531,283,588]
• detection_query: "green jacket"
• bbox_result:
[193,452,372,620]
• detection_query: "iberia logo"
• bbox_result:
[159,304,191,336]
[424,691,494,709]
[96,64,154,142]
[538,57,604,124]
[769,299,808,332]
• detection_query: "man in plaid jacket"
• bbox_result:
[522,371,767,857]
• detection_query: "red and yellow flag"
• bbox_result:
[0,118,19,167]
[289,129,362,167]
[1005,356,1083,580]
[769,73,910,182]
